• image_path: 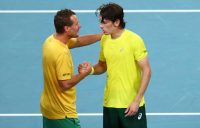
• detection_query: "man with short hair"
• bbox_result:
[40,9,101,128]
[80,3,151,128]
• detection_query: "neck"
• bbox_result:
[54,33,69,44]
[111,28,124,39]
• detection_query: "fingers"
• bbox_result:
[124,106,138,117]
[125,107,133,117]
[125,109,137,117]
[78,62,92,74]
[78,64,85,73]
[125,107,129,114]
[125,110,136,117]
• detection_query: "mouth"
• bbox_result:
[102,30,108,34]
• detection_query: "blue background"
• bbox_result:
[0,0,200,128]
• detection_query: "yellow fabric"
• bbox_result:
[67,38,77,48]
[40,35,77,119]
[99,29,148,108]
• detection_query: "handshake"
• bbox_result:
[78,62,94,75]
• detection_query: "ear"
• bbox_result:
[114,19,120,27]
[64,26,70,33]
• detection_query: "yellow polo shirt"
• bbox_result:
[40,35,77,119]
[99,29,148,108]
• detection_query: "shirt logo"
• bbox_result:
[138,113,142,120]
[63,73,70,77]
[119,48,124,52]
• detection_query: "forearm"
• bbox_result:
[76,33,102,47]
[93,65,106,75]
[91,61,107,75]
[134,67,151,103]
[59,73,87,90]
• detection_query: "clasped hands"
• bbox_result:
[78,62,92,75]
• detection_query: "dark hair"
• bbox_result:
[96,3,125,28]
[54,9,76,34]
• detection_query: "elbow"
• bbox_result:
[58,81,72,90]
[148,67,152,80]
[143,67,151,79]
[147,65,151,75]
[60,84,68,90]
[59,84,68,91]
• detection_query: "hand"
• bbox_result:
[78,62,92,75]
[124,101,140,117]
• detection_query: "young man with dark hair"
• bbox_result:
[40,9,101,128]
[80,3,151,128]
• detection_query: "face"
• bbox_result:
[67,15,81,38]
[99,16,116,35]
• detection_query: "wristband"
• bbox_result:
[90,67,94,75]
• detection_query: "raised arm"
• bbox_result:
[71,33,102,48]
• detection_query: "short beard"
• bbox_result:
[68,33,79,38]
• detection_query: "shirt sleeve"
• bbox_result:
[132,34,148,61]
[99,35,106,62]
[56,52,72,80]
[67,38,77,49]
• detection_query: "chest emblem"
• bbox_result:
[119,48,124,52]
